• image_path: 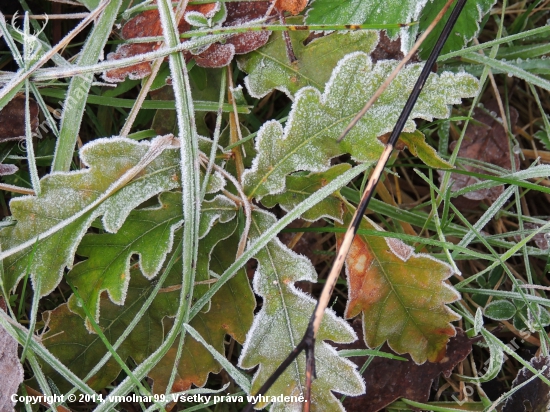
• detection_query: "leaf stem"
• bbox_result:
[52,0,123,172]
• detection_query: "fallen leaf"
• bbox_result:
[503,355,550,412]
[443,99,519,202]
[224,1,272,54]
[340,320,474,412]
[514,222,549,251]
[336,203,461,364]
[0,95,39,141]
[0,164,18,176]
[370,31,420,63]
[274,0,308,15]
[0,297,24,412]
[104,1,272,81]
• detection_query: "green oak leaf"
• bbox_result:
[305,0,428,44]
[400,131,454,169]
[66,192,184,327]
[238,210,364,411]
[194,213,240,306]
[419,0,497,59]
[0,136,180,297]
[43,220,254,395]
[237,26,378,99]
[198,194,237,238]
[243,52,479,199]
[261,163,351,222]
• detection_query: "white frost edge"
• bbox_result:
[6,136,178,298]
[238,209,365,403]
[342,215,462,365]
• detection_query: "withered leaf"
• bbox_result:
[370,31,420,63]
[0,298,24,412]
[224,1,272,54]
[104,1,272,81]
[340,322,474,412]
[274,0,308,15]
[0,95,39,141]
[503,355,550,412]
[0,164,18,176]
[443,99,519,202]
[337,204,461,364]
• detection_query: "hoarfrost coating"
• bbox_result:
[238,209,365,411]
[242,52,479,199]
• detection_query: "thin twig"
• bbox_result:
[0,183,35,195]
[199,153,251,257]
[337,0,457,142]
[243,0,468,409]
[6,13,90,19]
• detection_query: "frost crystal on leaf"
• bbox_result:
[243,52,479,199]
[239,210,365,411]
[419,0,498,58]
[66,192,183,327]
[238,28,379,99]
[198,195,237,238]
[0,136,180,298]
[305,0,430,51]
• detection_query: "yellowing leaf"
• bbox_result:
[400,131,454,169]
[336,204,461,364]
[243,52,479,199]
[239,210,364,411]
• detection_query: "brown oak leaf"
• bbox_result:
[442,99,519,202]
[274,0,308,15]
[0,94,39,141]
[503,355,550,412]
[104,1,272,81]
[340,321,475,412]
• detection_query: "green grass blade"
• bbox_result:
[52,0,123,172]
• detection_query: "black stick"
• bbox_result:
[243,0,468,410]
